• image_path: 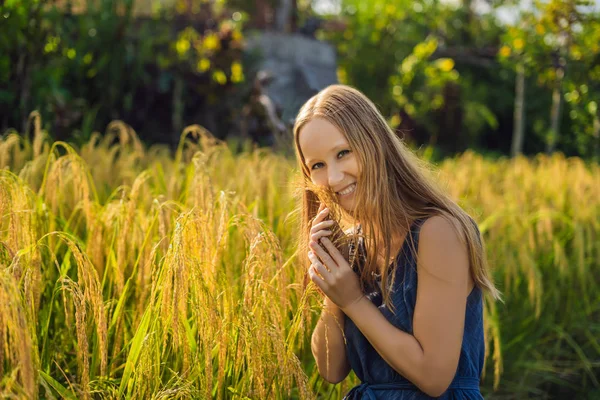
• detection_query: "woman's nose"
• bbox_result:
[328,166,345,188]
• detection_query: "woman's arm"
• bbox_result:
[313,216,471,397]
[311,296,351,383]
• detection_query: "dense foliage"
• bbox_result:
[3,0,600,158]
[0,0,249,146]
[322,0,600,158]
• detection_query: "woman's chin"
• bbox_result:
[341,200,357,215]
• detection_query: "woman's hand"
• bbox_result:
[307,203,335,297]
[309,203,337,244]
[308,236,364,311]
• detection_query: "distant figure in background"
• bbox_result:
[298,15,347,39]
[241,71,286,147]
[298,16,323,38]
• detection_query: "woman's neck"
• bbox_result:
[363,225,410,267]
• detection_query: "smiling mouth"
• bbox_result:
[336,183,356,196]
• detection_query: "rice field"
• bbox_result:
[0,113,599,399]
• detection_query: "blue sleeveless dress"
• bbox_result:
[343,218,485,399]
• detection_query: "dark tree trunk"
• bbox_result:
[511,63,526,157]
[547,68,564,154]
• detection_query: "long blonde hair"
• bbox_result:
[293,84,501,308]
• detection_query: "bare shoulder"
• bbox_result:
[418,215,469,284]
[420,215,464,245]
[412,215,473,390]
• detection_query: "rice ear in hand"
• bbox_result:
[325,211,350,261]
[311,186,351,261]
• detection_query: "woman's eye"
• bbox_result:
[338,149,350,158]
[311,150,350,170]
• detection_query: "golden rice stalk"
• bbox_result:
[482,297,503,390]
[60,277,91,400]
[0,171,43,323]
[27,111,47,158]
[0,266,37,399]
[85,208,106,280]
[112,170,152,295]
[39,143,98,233]
[152,211,194,366]
[0,133,21,170]
[47,232,108,377]
[175,124,223,167]
[106,120,144,155]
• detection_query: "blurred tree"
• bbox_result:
[321,0,600,158]
[227,0,278,29]
[499,0,600,157]
[498,13,539,156]
[322,0,431,121]
[0,0,57,133]
[322,0,504,153]
[389,36,460,147]
[0,0,250,145]
[540,0,590,153]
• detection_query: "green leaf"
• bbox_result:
[39,370,77,399]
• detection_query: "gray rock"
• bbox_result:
[245,32,338,124]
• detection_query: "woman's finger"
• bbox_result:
[310,219,335,234]
[317,202,325,213]
[308,249,327,269]
[310,241,338,270]
[308,250,332,275]
[319,237,346,266]
[310,230,332,242]
[308,265,328,291]
[310,203,325,226]
[311,207,330,228]
[312,261,332,282]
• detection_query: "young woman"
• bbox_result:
[293,85,501,399]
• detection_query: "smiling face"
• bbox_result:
[298,118,360,212]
